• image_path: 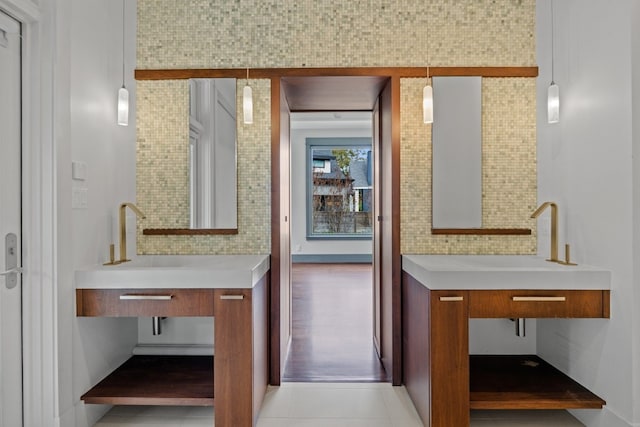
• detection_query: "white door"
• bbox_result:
[0,10,23,427]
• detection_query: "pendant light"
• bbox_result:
[117,0,129,126]
[547,0,559,124]
[423,66,434,124]
[423,12,433,125]
[243,68,253,125]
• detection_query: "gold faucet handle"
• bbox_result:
[103,244,119,266]
[557,243,577,266]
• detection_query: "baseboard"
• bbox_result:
[132,344,214,356]
[292,254,372,263]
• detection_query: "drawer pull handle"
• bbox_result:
[220,295,244,300]
[512,296,566,302]
[119,294,173,301]
[440,296,464,302]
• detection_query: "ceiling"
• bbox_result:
[282,76,389,111]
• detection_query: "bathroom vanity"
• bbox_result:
[75,255,270,427]
[401,255,611,427]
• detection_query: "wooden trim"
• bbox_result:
[135,66,539,81]
[142,228,238,235]
[269,77,282,385]
[390,75,403,386]
[431,228,532,236]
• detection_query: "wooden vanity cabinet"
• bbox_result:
[402,271,609,427]
[76,275,269,427]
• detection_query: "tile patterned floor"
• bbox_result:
[94,382,585,427]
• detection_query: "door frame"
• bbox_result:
[269,70,402,385]
[0,1,58,425]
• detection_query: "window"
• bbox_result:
[306,138,373,240]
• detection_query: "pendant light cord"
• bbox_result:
[550,0,555,84]
[121,0,126,88]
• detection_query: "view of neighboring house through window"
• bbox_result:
[306,138,373,239]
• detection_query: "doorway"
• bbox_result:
[284,112,380,382]
[270,75,399,384]
[0,9,23,427]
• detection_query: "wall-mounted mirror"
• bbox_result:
[432,76,482,229]
[188,78,238,230]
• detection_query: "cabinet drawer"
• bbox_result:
[76,289,215,317]
[469,290,609,318]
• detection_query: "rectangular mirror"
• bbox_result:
[189,78,238,230]
[432,76,482,229]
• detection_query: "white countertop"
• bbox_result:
[75,254,270,289]
[402,255,610,290]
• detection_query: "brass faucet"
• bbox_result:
[530,201,559,263]
[118,202,146,263]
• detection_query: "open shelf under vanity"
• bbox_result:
[470,355,605,410]
[81,355,214,406]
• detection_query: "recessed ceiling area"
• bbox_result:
[282,76,389,111]
[290,111,373,130]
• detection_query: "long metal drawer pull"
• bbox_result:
[512,296,566,302]
[119,294,173,301]
[439,296,464,302]
[220,295,244,300]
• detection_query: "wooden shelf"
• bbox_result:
[81,355,214,406]
[431,228,532,235]
[470,355,606,410]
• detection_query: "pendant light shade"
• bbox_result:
[117,86,129,126]
[547,82,559,124]
[548,0,559,124]
[423,84,433,124]
[243,84,253,125]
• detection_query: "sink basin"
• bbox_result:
[402,255,610,290]
[75,254,270,289]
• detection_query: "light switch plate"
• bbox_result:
[72,187,88,209]
[72,161,88,181]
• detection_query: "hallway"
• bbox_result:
[283,263,386,382]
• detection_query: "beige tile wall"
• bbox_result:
[136,0,537,255]
[137,0,535,69]
[400,78,537,254]
[136,80,271,254]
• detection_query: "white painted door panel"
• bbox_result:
[0,9,23,427]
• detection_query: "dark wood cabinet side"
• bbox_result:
[402,272,470,427]
[430,289,470,427]
[214,287,254,426]
[402,272,431,424]
[214,277,269,427]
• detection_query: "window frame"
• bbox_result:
[305,137,373,240]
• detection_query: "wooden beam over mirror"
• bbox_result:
[135,66,539,81]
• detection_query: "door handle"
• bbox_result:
[3,233,20,289]
[0,267,22,276]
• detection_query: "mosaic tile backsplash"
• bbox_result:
[136,80,271,254]
[400,78,537,254]
[137,0,537,255]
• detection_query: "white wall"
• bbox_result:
[631,2,640,423]
[55,0,139,425]
[536,1,637,426]
[290,118,374,258]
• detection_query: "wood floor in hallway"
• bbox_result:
[283,263,387,382]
